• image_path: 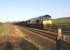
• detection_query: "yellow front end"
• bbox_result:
[43,19,52,29]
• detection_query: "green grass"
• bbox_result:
[52,17,70,25]
[0,24,7,36]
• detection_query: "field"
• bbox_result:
[0,24,7,36]
[52,17,70,25]
[0,23,38,50]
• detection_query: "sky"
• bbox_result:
[0,0,70,22]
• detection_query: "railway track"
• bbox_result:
[23,26,58,41]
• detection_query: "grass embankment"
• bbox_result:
[0,24,7,36]
[52,17,70,25]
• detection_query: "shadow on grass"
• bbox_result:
[3,39,39,50]
[4,41,13,50]
[19,38,39,50]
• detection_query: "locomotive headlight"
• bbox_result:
[43,20,52,25]
[47,20,52,24]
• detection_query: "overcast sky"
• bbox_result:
[0,0,70,22]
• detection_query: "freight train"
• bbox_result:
[24,15,53,29]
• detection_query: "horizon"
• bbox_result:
[0,0,70,22]
[0,16,70,23]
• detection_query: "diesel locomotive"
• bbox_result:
[24,15,52,29]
